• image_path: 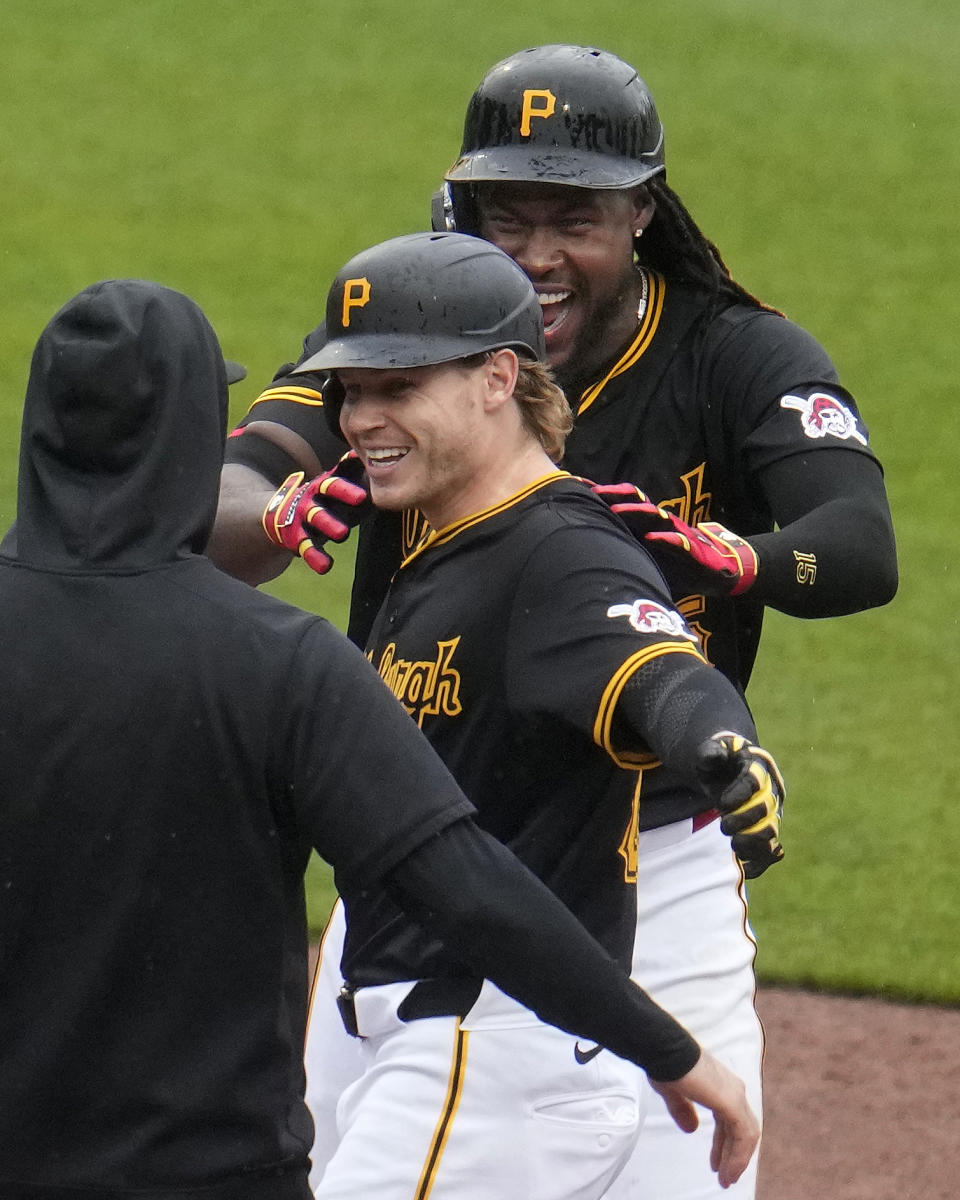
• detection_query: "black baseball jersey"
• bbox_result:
[226,276,885,828]
[336,473,710,990]
[555,274,880,687]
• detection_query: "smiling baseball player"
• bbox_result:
[298,231,781,1199]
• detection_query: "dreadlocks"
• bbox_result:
[641,178,778,314]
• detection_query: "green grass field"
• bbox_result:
[4,0,958,1002]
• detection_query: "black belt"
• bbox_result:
[337,977,483,1038]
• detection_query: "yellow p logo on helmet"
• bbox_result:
[341,277,371,328]
[519,88,556,137]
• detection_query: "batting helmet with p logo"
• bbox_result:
[292,232,545,434]
[445,44,665,193]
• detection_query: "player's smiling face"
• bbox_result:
[477,182,653,389]
[338,361,494,529]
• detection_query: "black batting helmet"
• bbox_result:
[294,231,545,432]
[434,44,665,234]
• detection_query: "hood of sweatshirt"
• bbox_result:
[3,278,230,571]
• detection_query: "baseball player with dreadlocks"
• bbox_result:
[295,229,777,1199]
[208,44,897,1199]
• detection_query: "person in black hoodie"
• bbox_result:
[0,279,759,1200]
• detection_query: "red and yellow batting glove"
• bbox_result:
[590,482,758,597]
[588,481,670,534]
[261,451,369,576]
[646,520,758,597]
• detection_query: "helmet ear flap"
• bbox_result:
[430,187,453,232]
[321,373,346,437]
[430,182,480,235]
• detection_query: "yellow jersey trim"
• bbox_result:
[401,471,570,569]
[575,271,666,418]
[242,384,325,419]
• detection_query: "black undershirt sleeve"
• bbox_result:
[749,450,898,617]
[614,652,758,786]
[224,430,302,486]
[383,819,700,1081]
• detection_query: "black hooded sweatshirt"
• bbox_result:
[0,280,484,1198]
[0,280,702,1199]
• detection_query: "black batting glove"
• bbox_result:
[261,451,371,575]
[696,732,786,879]
[591,482,758,598]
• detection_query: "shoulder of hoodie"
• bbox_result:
[155,555,359,664]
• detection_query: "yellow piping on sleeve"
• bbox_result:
[593,641,707,768]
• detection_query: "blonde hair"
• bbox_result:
[460,351,573,463]
[512,359,573,463]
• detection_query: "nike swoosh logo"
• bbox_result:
[574,1041,604,1065]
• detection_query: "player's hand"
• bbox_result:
[589,481,672,535]
[261,451,370,575]
[697,732,785,878]
[647,518,758,597]
[649,1048,760,1189]
[590,482,758,597]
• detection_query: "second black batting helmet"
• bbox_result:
[434,44,665,234]
[294,231,545,432]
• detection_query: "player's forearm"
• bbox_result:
[748,492,898,617]
[208,413,350,584]
[205,463,292,585]
[616,652,757,783]
[748,448,898,618]
[385,821,701,1081]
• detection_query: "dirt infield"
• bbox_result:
[755,986,960,1200]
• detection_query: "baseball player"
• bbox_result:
[0,277,763,1198]
[296,231,780,1199]
[208,44,897,1200]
